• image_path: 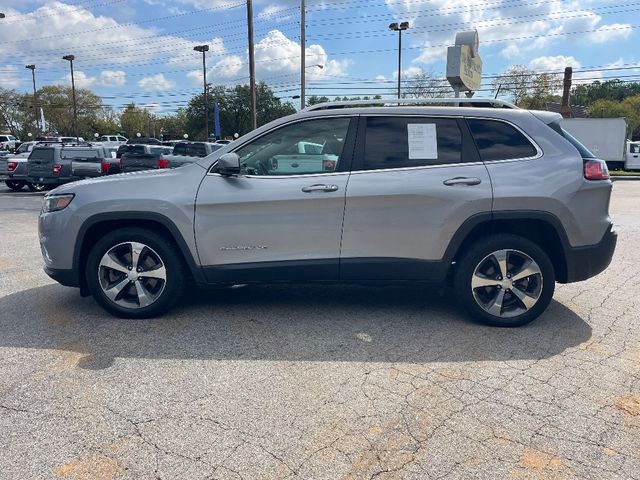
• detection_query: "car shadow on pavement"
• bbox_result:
[0,283,591,370]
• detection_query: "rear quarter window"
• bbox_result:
[468,119,538,161]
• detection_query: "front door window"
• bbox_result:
[234,117,351,176]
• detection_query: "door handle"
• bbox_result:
[443,177,482,186]
[302,184,339,193]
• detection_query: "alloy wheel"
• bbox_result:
[98,241,167,309]
[471,249,543,318]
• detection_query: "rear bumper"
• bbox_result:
[28,176,71,186]
[44,266,79,288]
[564,224,617,283]
[0,174,28,182]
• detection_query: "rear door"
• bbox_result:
[341,115,492,281]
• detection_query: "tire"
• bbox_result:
[453,234,555,327]
[85,227,185,318]
[5,180,25,191]
[27,182,47,192]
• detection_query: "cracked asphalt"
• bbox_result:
[0,183,639,480]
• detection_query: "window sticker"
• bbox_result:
[407,123,438,160]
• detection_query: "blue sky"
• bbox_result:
[0,0,637,115]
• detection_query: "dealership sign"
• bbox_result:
[446,30,482,93]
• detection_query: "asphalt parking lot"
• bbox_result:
[0,183,638,480]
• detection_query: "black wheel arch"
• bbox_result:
[73,212,206,296]
[443,211,571,283]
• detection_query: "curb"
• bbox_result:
[611,176,640,181]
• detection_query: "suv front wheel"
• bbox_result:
[85,228,185,318]
[454,234,555,327]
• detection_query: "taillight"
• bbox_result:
[156,158,169,169]
[584,159,609,180]
[7,161,17,171]
[101,161,111,174]
[52,164,62,175]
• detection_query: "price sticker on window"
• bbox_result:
[407,123,438,160]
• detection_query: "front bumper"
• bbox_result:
[43,266,79,288]
[564,224,617,283]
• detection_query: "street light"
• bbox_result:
[193,44,210,140]
[300,64,324,109]
[0,13,5,19]
[62,55,78,142]
[389,21,409,99]
[25,64,39,135]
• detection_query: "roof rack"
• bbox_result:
[303,97,518,112]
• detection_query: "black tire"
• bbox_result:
[85,227,185,318]
[27,182,47,192]
[453,234,555,327]
[5,180,25,191]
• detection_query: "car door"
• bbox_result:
[195,115,357,283]
[341,115,492,281]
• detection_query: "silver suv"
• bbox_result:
[38,99,616,326]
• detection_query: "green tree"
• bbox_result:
[588,95,640,140]
[120,103,154,138]
[37,85,104,138]
[185,82,296,139]
[492,66,561,107]
[0,88,33,139]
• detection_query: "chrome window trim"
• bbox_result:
[206,114,357,176]
[349,161,485,175]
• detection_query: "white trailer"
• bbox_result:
[561,118,640,170]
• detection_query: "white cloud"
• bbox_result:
[98,70,126,87]
[258,4,296,22]
[254,29,350,80]
[590,23,633,43]
[381,0,634,66]
[529,55,581,72]
[137,74,175,91]
[0,65,20,89]
[0,2,202,70]
[61,70,96,88]
[376,75,387,83]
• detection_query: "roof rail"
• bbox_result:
[302,97,518,112]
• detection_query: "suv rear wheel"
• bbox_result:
[454,234,555,327]
[85,228,185,318]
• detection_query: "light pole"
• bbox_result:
[194,44,209,140]
[389,22,409,99]
[62,55,78,142]
[25,64,39,135]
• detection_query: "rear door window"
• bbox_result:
[173,143,207,156]
[363,116,463,170]
[62,149,100,159]
[467,119,538,161]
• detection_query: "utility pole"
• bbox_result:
[62,55,78,142]
[247,0,257,130]
[389,22,409,99]
[300,0,305,110]
[194,45,210,140]
[25,64,39,135]
[560,66,573,119]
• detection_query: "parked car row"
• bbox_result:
[1,139,228,192]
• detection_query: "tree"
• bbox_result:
[0,88,33,138]
[403,72,449,98]
[307,95,330,106]
[588,95,640,140]
[491,65,561,108]
[185,82,296,139]
[37,85,105,138]
[157,109,188,140]
[120,103,154,138]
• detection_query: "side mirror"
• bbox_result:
[217,152,240,176]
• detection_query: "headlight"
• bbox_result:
[42,194,74,213]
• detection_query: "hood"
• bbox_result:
[49,162,206,196]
